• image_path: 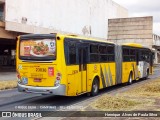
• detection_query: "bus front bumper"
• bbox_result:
[17,83,66,96]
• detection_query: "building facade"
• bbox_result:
[153,34,160,63]
[108,16,160,63]
[108,16,153,48]
[0,0,128,70]
[5,0,128,37]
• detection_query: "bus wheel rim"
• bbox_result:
[129,75,132,83]
[93,82,98,92]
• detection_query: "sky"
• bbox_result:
[112,0,160,35]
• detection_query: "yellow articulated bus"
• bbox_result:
[16,33,153,96]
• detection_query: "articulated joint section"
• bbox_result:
[18,84,66,96]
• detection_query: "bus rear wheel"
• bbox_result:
[91,78,99,96]
[128,73,133,85]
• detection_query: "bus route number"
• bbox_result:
[36,68,47,72]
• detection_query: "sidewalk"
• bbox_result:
[0,66,16,81]
[0,72,16,81]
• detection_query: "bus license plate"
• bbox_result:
[34,78,42,82]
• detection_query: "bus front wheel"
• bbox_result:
[144,69,149,80]
[91,78,99,96]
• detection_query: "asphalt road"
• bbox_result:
[0,67,159,119]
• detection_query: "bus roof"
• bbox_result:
[122,43,150,49]
[19,34,56,40]
[58,33,115,45]
[122,43,142,47]
[19,33,115,45]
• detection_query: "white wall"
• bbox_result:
[153,34,160,46]
[5,0,128,39]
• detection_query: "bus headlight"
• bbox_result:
[17,73,22,84]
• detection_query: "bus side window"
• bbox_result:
[140,50,150,62]
[130,49,136,61]
[146,51,150,63]
[64,40,69,65]
[77,42,89,64]
[123,48,129,55]
[123,48,130,62]
[89,44,99,62]
[68,42,77,65]
[123,48,136,62]
[142,50,146,61]
[107,45,115,62]
[99,45,107,62]
[136,50,139,65]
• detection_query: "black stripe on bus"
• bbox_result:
[100,66,106,88]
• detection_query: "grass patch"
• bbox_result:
[90,79,160,111]
[143,81,160,93]
[91,95,144,111]
[0,80,17,90]
[121,79,160,98]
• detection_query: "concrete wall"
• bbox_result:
[5,0,128,39]
[0,0,5,4]
[152,34,160,63]
[153,34,160,47]
[0,21,18,39]
[108,16,153,48]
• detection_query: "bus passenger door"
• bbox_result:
[78,47,87,93]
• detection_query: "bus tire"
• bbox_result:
[128,72,133,85]
[144,69,149,80]
[91,77,99,96]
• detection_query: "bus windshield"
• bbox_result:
[19,38,56,61]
